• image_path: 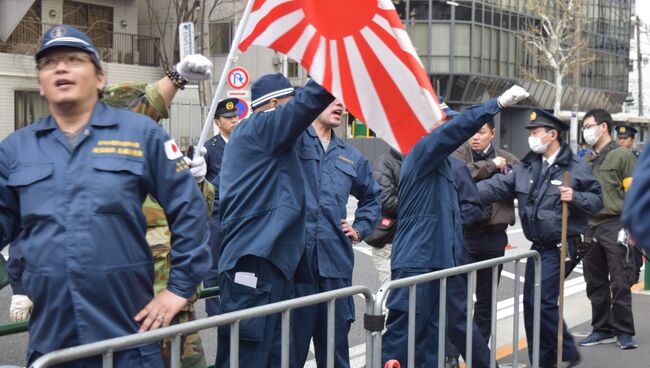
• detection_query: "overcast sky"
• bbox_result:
[637,1,650,23]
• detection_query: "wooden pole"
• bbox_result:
[557,171,570,367]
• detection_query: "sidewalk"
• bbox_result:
[497,284,650,368]
[573,288,650,368]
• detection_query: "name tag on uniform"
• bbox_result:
[550,180,562,186]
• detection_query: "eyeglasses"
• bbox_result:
[581,123,600,132]
[37,53,92,70]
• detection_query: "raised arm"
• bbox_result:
[254,80,335,154]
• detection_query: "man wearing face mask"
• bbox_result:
[477,108,602,368]
[578,109,638,350]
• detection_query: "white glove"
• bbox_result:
[176,54,213,81]
[497,85,529,108]
[10,294,32,322]
[184,147,207,183]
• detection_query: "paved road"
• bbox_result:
[0,198,606,367]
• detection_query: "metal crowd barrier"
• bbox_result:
[0,287,221,338]
[31,285,375,368]
[372,249,541,368]
[28,250,541,368]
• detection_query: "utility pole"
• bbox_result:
[636,16,644,116]
[570,5,582,153]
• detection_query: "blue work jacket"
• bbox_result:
[297,126,380,279]
[0,102,210,354]
[478,142,603,246]
[450,157,485,228]
[391,98,501,270]
[205,134,226,193]
[218,81,335,279]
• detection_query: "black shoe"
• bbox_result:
[444,356,459,368]
[565,352,581,367]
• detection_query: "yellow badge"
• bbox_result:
[226,102,234,110]
[529,111,537,121]
[623,177,633,191]
[620,127,626,133]
[338,155,353,164]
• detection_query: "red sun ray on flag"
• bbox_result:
[239,0,445,154]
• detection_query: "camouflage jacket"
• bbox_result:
[103,82,215,294]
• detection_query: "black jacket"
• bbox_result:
[372,149,402,218]
[478,142,603,246]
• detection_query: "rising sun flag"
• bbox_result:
[238,0,445,154]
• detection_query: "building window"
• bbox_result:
[63,1,113,49]
[210,22,232,55]
[15,91,49,130]
[287,60,300,78]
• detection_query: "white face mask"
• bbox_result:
[528,133,550,154]
[583,126,602,146]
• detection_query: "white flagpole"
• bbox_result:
[196,0,255,151]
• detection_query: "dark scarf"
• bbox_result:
[471,143,496,162]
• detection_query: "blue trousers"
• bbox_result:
[291,276,354,368]
[523,246,578,367]
[28,343,163,368]
[215,256,293,368]
[445,275,492,368]
[203,215,223,316]
[381,268,439,368]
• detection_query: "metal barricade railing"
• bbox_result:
[0,287,221,338]
[371,250,542,368]
[31,285,374,368]
[22,250,541,368]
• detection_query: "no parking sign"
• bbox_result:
[234,99,250,119]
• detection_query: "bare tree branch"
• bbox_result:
[517,0,591,113]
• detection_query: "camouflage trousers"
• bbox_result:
[152,240,207,368]
[160,304,207,368]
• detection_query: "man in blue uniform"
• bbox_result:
[291,100,381,368]
[203,97,239,316]
[477,109,603,368]
[215,74,335,367]
[615,125,640,158]
[381,85,530,367]
[0,25,210,366]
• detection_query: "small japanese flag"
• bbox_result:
[164,139,183,160]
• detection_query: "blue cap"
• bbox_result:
[215,98,239,118]
[251,73,295,110]
[36,25,100,64]
[438,96,459,117]
[615,125,638,138]
[525,108,569,131]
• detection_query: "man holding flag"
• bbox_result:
[215,74,334,367]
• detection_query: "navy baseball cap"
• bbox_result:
[438,96,459,117]
[251,73,295,110]
[215,98,239,118]
[36,25,100,64]
[615,125,638,138]
[525,108,569,131]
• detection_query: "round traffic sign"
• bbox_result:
[235,99,250,119]
[228,67,249,90]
